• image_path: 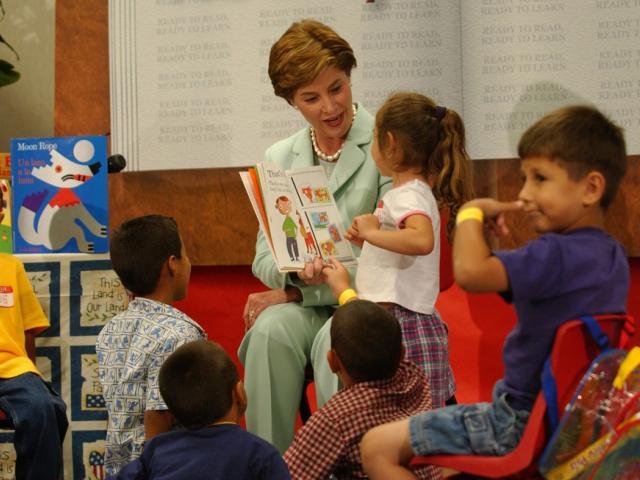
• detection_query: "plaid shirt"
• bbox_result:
[284,361,441,479]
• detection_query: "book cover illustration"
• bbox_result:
[254,162,302,271]
[10,136,108,254]
[0,178,11,253]
[241,163,356,272]
[0,153,10,178]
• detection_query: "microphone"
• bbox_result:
[107,154,127,173]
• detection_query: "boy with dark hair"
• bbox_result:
[97,215,206,477]
[0,251,68,480]
[360,105,630,479]
[283,300,440,479]
[111,340,290,479]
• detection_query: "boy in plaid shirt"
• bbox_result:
[283,300,441,479]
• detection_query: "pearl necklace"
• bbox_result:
[310,104,357,163]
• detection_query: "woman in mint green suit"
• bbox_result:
[239,19,390,453]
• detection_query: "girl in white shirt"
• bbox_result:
[324,92,473,407]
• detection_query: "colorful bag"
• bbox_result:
[586,413,640,479]
[539,347,640,480]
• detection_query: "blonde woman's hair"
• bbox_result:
[376,92,474,237]
[268,19,356,102]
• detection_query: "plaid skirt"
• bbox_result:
[388,304,456,408]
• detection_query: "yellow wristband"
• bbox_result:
[338,288,358,305]
[456,207,484,226]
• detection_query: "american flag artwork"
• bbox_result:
[88,450,104,480]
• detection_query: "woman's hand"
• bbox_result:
[243,289,289,331]
[322,257,351,300]
[296,255,326,285]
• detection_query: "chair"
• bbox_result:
[411,314,633,478]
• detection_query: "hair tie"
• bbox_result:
[434,106,446,120]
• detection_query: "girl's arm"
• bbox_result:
[354,214,434,256]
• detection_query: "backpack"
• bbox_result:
[586,410,640,479]
[539,339,640,480]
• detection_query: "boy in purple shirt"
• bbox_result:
[360,105,630,478]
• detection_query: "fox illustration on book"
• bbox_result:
[17,140,107,253]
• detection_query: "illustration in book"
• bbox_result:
[0,178,11,253]
[240,163,356,272]
[0,152,10,178]
[276,195,300,262]
[11,136,108,254]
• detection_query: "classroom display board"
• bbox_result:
[0,254,127,480]
[109,0,640,171]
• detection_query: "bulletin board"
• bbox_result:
[0,254,126,480]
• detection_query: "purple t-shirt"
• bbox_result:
[494,227,629,410]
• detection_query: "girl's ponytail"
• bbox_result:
[375,93,474,238]
[430,108,474,239]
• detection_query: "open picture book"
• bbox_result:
[240,163,357,272]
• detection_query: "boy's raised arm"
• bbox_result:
[453,199,521,293]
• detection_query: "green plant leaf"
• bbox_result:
[0,59,19,87]
[0,33,19,60]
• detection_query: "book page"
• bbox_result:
[462,1,640,159]
[240,171,277,264]
[286,167,357,267]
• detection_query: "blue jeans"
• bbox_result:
[409,381,530,456]
[0,372,68,480]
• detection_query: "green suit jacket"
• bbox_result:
[252,104,391,307]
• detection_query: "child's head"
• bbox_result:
[109,215,190,299]
[159,340,245,429]
[518,105,627,209]
[330,300,402,383]
[375,92,474,234]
